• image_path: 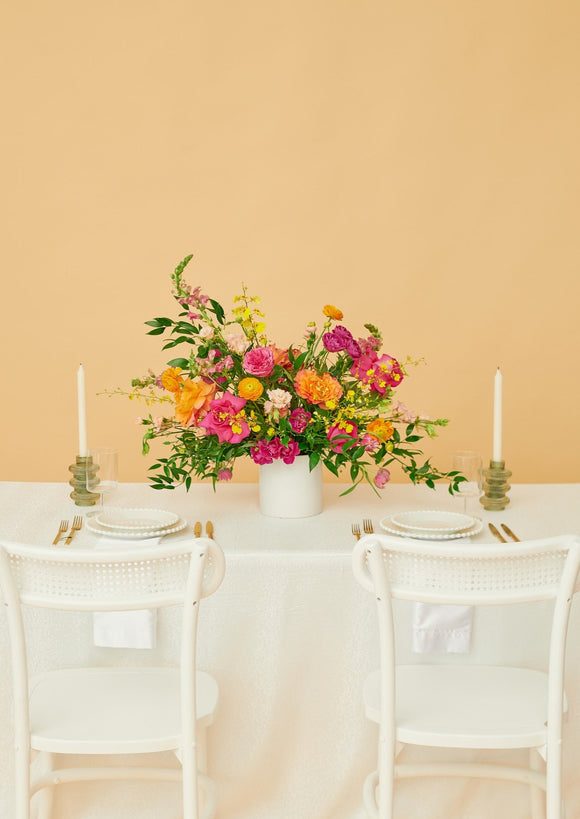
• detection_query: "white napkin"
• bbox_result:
[92,536,161,649]
[412,603,473,653]
[411,536,473,654]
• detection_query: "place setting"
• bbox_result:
[85,507,188,540]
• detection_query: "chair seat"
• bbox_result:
[363,665,566,750]
[29,667,219,754]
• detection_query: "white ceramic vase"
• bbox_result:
[258,455,323,518]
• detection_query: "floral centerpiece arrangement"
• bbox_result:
[121,255,463,496]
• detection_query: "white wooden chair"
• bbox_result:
[0,536,225,819]
[352,532,580,819]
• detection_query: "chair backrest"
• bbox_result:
[352,533,580,759]
[353,533,580,606]
[0,538,225,611]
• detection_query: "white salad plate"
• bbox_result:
[86,514,187,540]
[390,510,475,534]
[95,508,180,532]
[380,514,483,541]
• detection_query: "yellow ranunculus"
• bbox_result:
[161,367,183,393]
[323,304,343,321]
[238,377,264,401]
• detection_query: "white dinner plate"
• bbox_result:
[390,510,476,534]
[86,515,187,539]
[380,514,483,541]
[95,508,180,532]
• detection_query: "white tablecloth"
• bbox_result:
[1,480,579,819]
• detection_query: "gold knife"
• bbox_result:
[206,521,214,539]
[501,523,520,542]
[193,521,202,538]
[488,523,507,543]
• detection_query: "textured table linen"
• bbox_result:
[1,480,579,819]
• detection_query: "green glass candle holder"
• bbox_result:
[480,459,512,511]
[68,455,100,507]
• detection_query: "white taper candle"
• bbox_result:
[492,367,502,462]
[77,364,88,457]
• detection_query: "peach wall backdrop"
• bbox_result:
[1,0,579,485]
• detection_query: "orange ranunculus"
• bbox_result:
[294,369,343,409]
[323,304,343,321]
[238,377,264,400]
[174,378,217,427]
[161,366,183,393]
[366,418,394,441]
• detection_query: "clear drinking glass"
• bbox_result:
[451,450,483,515]
[86,448,119,509]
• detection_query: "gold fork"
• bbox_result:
[351,523,361,540]
[64,515,83,546]
[206,521,214,539]
[363,518,374,534]
[52,520,69,545]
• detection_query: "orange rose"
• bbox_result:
[323,304,343,321]
[174,378,217,427]
[268,344,299,371]
[238,377,264,400]
[294,369,343,409]
[161,366,183,393]
[366,418,394,441]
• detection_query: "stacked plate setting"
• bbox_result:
[380,510,483,540]
[86,508,187,539]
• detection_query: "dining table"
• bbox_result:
[0,479,579,819]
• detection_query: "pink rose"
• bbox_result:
[243,347,275,377]
[374,468,391,488]
[199,393,250,443]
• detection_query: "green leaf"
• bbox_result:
[309,451,321,471]
[146,327,166,335]
[209,299,226,324]
[167,358,190,368]
[323,458,339,477]
[294,351,308,369]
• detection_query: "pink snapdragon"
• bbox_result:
[177,285,210,319]
[358,335,382,355]
[390,400,417,423]
[217,468,233,481]
[360,433,381,453]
